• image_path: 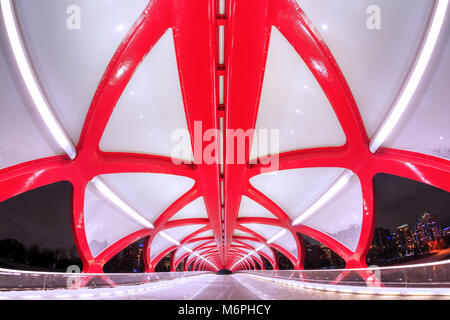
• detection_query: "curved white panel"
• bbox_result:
[241,240,275,261]
[169,197,208,221]
[99,173,194,224]
[14,0,149,143]
[100,29,194,162]
[250,167,344,221]
[173,240,207,262]
[296,0,434,138]
[233,229,252,237]
[238,196,278,219]
[250,27,345,160]
[164,225,206,243]
[0,44,61,169]
[273,231,298,259]
[301,173,363,251]
[231,247,252,255]
[191,230,213,239]
[243,241,275,261]
[84,181,142,258]
[384,29,450,161]
[149,232,172,261]
[241,223,283,241]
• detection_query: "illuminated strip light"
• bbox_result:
[185,248,219,271]
[1,0,159,236]
[92,177,154,229]
[0,274,212,299]
[243,273,450,297]
[369,0,449,153]
[267,229,287,243]
[159,231,181,245]
[230,250,256,270]
[228,258,450,274]
[292,171,353,226]
[182,246,193,253]
[0,0,76,159]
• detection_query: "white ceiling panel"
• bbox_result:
[383,28,450,161]
[169,197,208,221]
[238,196,278,219]
[14,0,149,144]
[0,43,62,169]
[250,167,345,221]
[296,0,434,138]
[301,173,363,252]
[99,173,195,224]
[84,181,143,258]
[100,29,194,162]
[251,27,345,160]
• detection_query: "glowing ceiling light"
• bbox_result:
[369,0,448,153]
[188,250,218,270]
[255,244,266,251]
[92,177,154,229]
[267,229,287,244]
[159,231,180,245]
[1,0,76,159]
[292,170,353,226]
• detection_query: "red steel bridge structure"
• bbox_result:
[0,0,449,290]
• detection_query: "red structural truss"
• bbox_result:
[0,0,449,279]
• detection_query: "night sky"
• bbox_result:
[374,173,450,230]
[0,181,77,252]
[0,174,449,253]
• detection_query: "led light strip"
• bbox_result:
[159,234,219,270]
[292,170,353,226]
[243,273,450,297]
[0,273,212,299]
[92,177,154,229]
[0,0,159,236]
[0,0,76,159]
[230,236,275,270]
[369,0,449,152]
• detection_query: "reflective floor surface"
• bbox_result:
[1,273,449,300]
